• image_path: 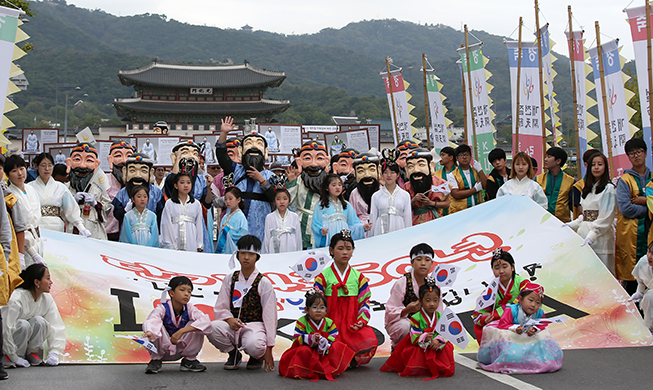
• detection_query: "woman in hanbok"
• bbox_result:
[215,186,248,254]
[160,173,204,252]
[28,153,90,237]
[369,153,412,236]
[496,152,547,208]
[312,174,369,248]
[4,155,45,267]
[567,152,616,272]
[119,185,159,247]
[477,283,563,374]
[263,188,301,253]
[2,264,66,368]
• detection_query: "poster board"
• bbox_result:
[133,135,187,167]
[339,124,381,152]
[44,141,114,172]
[22,128,60,154]
[257,124,302,155]
[324,127,371,156]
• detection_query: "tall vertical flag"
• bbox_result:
[457,43,496,172]
[425,70,453,154]
[381,69,415,144]
[587,40,634,177]
[506,40,544,174]
[539,25,562,146]
[0,6,23,152]
[625,5,653,169]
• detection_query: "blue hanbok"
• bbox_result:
[216,209,248,254]
[119,208,159,247]
[311,199,365,248]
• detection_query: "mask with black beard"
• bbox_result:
[409,172,432,194]
[242,148,265,172]
[300,166,328,194]
[112,163,125,186]
[356,178,380,212]
[69,167,94,193]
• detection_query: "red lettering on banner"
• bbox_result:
[433,233,510,264]
[267,272,312,293]
[101,255,219,286]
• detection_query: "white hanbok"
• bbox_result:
[28,176,85,233]
[7,183,43,267]
[369,185,412,237]
[160,198,204,251]
[632,255,653,332]
[54,153,66,165]
[496,176,548,208]
[202,141,216,165]
[25,133,39,153]
[142,142,157,164]
[568,183,617,272]
[263,209,302,253]
[265,131,279,153]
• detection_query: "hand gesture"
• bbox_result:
[246,166,265,183]
[221,116,235,134]
[227,317,244,331]
[363,222,372,231]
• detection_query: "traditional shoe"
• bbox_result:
[223,350,242,370]
[246,356,262,370]
[180,358,206,372]
[145,359,162,374]
[26,352,43,366]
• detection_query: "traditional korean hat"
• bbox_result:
[125,152,154,168]
[172,139,201,153]
[297,141,327,155]
[71,142,98,157]
[522,282,544,298]
[110,140,135,152]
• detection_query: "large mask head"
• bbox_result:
[107,141,135,186]
[353,152,380,207]
[67,142,101,192]
[240,132,269,172]
[296,141,329,193]
[405,148,433,194]
[333,149,358,176]
[122,153,155,194]
[396,139,420,168]
[170,140,201,174]
[153,121,169,135]
[226,138,242,164]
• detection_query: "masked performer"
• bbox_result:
[106,141,135,241]
[403,148,450,225]
[348,152,381,230]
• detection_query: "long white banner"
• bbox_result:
[381,69,412,144]
[425,69,449,154]
[565,30,590,177]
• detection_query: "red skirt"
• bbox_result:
[279,340,356,381]
[326,295,378,365]
[380,335,455,380]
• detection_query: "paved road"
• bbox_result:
[2,347,650,389]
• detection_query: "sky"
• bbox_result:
[68,0,646,60]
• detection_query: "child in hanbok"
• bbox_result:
[142,276,212,374]
[477,283,563,374]
[369,153,412,236]
[381,277,455,380]
[263,188,302,253]
[312,174,369,248]
[216,187,248,254]
[472,248,529,342]
[119,185,159,247]
[496,152,547,208]
[279,289,355,381]
[314,230,377,367]
[567,152,616,272]
[385,243,435,349]
[160,173,204,252]
[208,235,277,371]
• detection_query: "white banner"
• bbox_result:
[540,25,557,145]
[588,40,631,177]
[565,30,590,177]
[425,70,450,154]
[381,69,412,144]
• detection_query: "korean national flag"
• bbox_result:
[290,250,330,282]
[474,277,500,312]
[436,307,469,350]
[430,264,460,288]
[232,281,252,308]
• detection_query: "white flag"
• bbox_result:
[431,183,450,197]
[524,316,568,327]
[76,127,96,144]
[435,306,469,349]
[430,264,460,288]
[232,281,252,308]
[475,277,500,312]
[290,250,329,282]
[114,335,158,354]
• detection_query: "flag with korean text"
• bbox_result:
[431,264,460,288]
[291,250,329,282]
[232,281,251,308]
[436,306,469,349]
[381,69,412,144]
[565,30,591,177]
[425,69,450,154]
[475,277,499,312]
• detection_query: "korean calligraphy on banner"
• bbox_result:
[381,69,413,144]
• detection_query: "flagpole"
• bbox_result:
[422,53,432,149]
[514,17,524,156]
[386,57,400,143]
[535,0,547,167]
[595,22,615,178]
[464,25,479,162]
[568,6,582,180]
[646,0,653,160]
[460,45,468,138]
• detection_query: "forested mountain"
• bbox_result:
[9,0,576,138]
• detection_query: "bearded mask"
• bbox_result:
[406,150,433,194]
[396,140,419,169]
[67,143,101,193]
[107,141,135,186]
[354,154,380,208]
[171,141,201,174]
[123,153,154,195]
[240,133,268,172]
[242,148,265,172]
[297,142,329,194]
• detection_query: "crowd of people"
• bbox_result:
[0,115,651,380]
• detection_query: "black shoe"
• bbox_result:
[145,359,162,374]
[224,350,242,370]
[246,356,263,370]
[349,358,359,369]
[0,365,7,380]
[180,358,206,372]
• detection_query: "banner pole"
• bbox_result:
[422,53,432,149]
[646,0,653,162]
[385,57,400,143]
[464,25,479,162]
[515,17,524,156]
[535,0,547,167]
[595,22,615,178]
[460,45,468,137]
[568,6,582,180]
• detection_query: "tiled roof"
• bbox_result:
[118,62,286,88]
[113,98,290,115]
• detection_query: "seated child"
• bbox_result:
[208,235,277,371]
[380,277,455,380]
[142,276,212,374]
[119,185,159,247]
[279,289,355,381]
[477,283,563,374]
